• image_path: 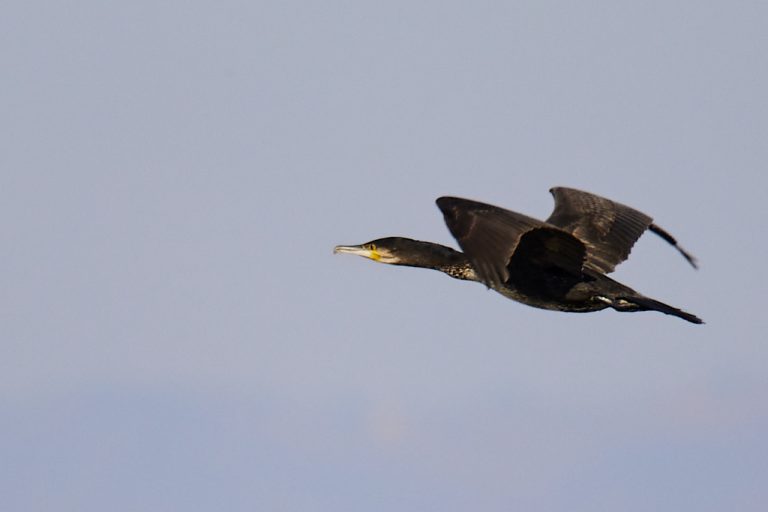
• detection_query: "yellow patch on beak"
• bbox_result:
[333,244,385,262]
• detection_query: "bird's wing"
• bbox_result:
[437,196,586,289]
[546,187,698,272]
[545,187,655,273]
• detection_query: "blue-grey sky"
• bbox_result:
[2,1,766,511]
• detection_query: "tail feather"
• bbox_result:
[617,295,704,324]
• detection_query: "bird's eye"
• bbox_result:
[369,244,377,251]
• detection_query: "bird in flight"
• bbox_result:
[334,187,702,324]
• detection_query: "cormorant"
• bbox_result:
[334,187,703,324]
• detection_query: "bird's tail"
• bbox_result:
[615,295,704,324]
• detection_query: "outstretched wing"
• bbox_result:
[547,187,697,272]
[546,187,652,273]
[436,196,586,289]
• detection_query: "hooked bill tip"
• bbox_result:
[333,245,359,255]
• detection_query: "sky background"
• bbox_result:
[2,1,766,511]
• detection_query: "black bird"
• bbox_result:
[334,187,703,324]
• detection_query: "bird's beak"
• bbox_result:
[333,244,382,261]
[334,244,360,255]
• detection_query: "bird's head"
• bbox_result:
[333,237,422,265]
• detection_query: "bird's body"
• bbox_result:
[334,187,703,324]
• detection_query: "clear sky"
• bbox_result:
[2,1,766,511]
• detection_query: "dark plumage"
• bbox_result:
[334,187,702,324]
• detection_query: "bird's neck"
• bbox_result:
[401,242,478,281]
